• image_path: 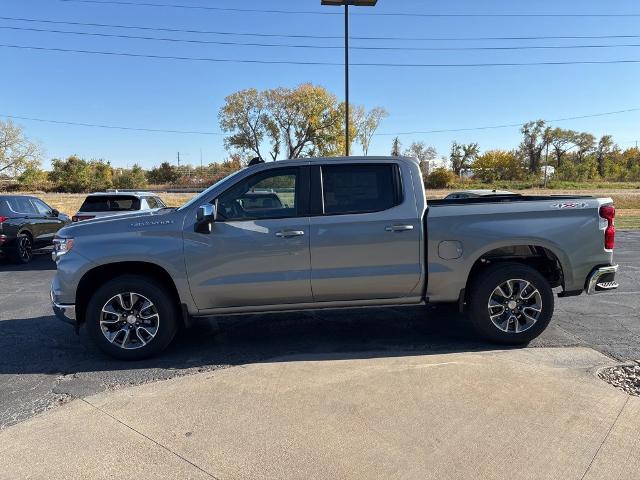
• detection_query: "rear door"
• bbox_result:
[309,162,422,302]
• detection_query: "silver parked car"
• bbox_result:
[72,192,167,222]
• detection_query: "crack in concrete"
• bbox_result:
[579,396,630,480]
[78,397,223,480]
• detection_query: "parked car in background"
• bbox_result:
[51,156,618,359]
[444,189,519,200]
[72,192,167,222]
[0,195,70,264]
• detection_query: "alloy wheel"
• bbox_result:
[487,278,543,333]
[100,292,160,350]
[18,236,32,262]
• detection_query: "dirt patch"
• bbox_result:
[598,363,640,396]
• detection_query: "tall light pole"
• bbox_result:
[321,0,378,156]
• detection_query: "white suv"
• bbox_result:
[72,192,167,222]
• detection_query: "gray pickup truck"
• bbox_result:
[51,156,618,360]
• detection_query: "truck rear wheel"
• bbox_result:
[85,275,178,360]
[467,263,554,344]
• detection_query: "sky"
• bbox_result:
[1,0,640,169]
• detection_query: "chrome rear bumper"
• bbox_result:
[586,265,619,295]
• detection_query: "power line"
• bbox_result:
[375,108,640,136]
[0,114,222,135]
[7,25,640,52]
[58,0,640,17]
[5,43,640,68]
[4,16,640,43]
[3,107,638,138]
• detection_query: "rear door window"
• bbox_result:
[79,195,141,212]
[4,197,38,215]
[321,164,400,215]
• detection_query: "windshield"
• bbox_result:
[177,168,246,211]
[80,195,141,212]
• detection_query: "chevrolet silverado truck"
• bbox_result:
[50,156,618,360]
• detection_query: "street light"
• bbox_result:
[321,0,378,156]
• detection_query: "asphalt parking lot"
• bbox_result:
[1,231,639,429]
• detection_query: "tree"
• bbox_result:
[472,150,526,183]
[391,137,402,156]
[0,120,41,177]
[356,107,388,155]
[403,141,437,175]
[49,156,113,192]
[113,164,147,189]
[425,167,455,188]
[450,141,479,175]
[519,120,548,173]
[548,127,574,168]
[572,132,596,164]
[147,161,180,184]
[219,88,277,161]
[219,84,357,160]
[18,165,49,190]
[595,135,615,178]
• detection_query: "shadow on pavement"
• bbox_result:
[0,251,56,272]
[0,304,506,376]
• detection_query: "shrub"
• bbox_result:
[426,167,456,189]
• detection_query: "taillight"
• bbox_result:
[599,204,615,250]
[72,215,95,222]
[0,216,8,223]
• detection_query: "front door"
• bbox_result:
[30,198,65,246]
[183,166,312,310]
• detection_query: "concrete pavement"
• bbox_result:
[1,347,638,480]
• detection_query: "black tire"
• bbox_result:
[85,275,178,360]
[10,233,33,264]
[467,262,554,345]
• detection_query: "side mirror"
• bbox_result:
[51,209,60,217]
[195,204,216,233]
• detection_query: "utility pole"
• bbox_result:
[177,151,181,167]
[321,1,378,157]
[543,142,550,188]
[344,2,350,156]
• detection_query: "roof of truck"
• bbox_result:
[250,156,419,167]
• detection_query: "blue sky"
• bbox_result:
[1,0,639,169]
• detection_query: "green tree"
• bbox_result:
[147,162,180,184]
[519,120,549,174]
[450,141,479,175]
[113,164,147,189]
[595,135,615,178]
[548,127,575,168]
[0,120,41,177]
[49,155,92,192]
[472,150,526,182]
[18,164,49,190]
[425,167,455,188]
[390,137,402,156]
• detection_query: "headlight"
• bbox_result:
[52,236,74,260]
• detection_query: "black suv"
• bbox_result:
[0,195,70,264]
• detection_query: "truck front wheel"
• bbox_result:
[468,263,554,344]
[85,275,178,360]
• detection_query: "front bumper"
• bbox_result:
[585,265,619,295]
[50,287,76,325]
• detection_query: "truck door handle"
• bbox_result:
[276,230,305,238]
[385,225,414,232]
